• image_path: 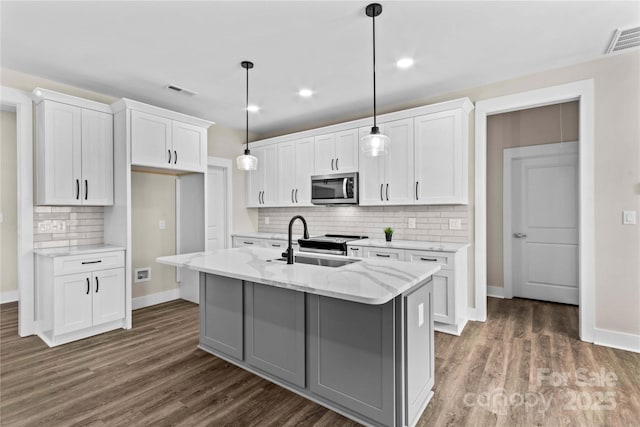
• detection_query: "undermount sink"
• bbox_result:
[274,255,361,268]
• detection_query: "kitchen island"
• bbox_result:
[157,247,440,427]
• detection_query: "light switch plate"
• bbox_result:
[449,218,462,230]
[159,220,166,230]
[623,210,636,225]
[408,218,416,229]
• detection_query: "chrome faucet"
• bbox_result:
[283,215,309,264]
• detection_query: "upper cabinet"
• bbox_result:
[314,129,358,175]
[247,145,278,207]
[34,89,114,206]
[111,98,213,175]
[278,138,314,206]
[130,110,207,173]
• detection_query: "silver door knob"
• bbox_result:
[513,232,527,238]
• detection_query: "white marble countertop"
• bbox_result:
[34,244,125,258]
[348,239,470,253]
[157,247,440,305]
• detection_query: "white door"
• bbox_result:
[54,272,92,334]
[334,129,359,173]
[172,121,207,172]
[131,110,172,168]
[81,109,113,205]
[294,138,315,205]
[314,133,336,175]
[92,268,125,326]
[207,164,228,251]
[508,142,579,305]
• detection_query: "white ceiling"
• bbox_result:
[2,1,638,137]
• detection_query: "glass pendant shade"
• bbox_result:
[361,126,389,156]
[236,149,258,171]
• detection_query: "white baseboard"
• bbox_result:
[0,290,18,304]
[132,288,181,310]
[487,286,507,299]
[594,327,640,353]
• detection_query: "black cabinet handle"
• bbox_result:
[376,253,391,258]
[95,276,99,293]
[174,150,177,164]
[351,248,359,251]
[85,180,88,200]
[243,241,254,245]
[386,184,389,201]
[76,179,80,200]
[331,158,334,170]
[291,189,295,203]
[81,260,102,265]
[168,150,172,163]
[336,158,339,170]
[420,257,438,262]
[295,189,298,203]
[380,184,383,201]
[271,244,281,247]
[416,181,419,200]
[86,277,90,294]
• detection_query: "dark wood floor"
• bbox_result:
[1,298,638,426]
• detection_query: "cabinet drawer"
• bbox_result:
[53,251,125,276]
[265,239,288,250]
[232,237,265,248]
[363,247,405,261]
[406,250,453,270]
[347,246,364,258]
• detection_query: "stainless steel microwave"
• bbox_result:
[311,173,358,205]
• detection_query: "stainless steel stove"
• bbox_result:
[298,234,368,255]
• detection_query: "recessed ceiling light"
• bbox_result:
[299,89,313,97]
[247,105,260,113]
[396,58,414,69]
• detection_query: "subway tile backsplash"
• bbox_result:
[258,205,470,243]
[33,206,104,249]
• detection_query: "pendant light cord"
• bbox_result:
[245,65,249,152]
[372,10,377,129]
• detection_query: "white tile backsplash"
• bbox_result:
[33,206,104,249]
[258,205,469,242]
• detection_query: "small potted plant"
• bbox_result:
[384,227,394,242]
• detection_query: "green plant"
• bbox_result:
[384,227,393,235]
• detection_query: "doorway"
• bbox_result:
[504,141,579,305]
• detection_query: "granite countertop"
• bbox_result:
[34,244,125,258]
[157,247,440,305]
[348,239,470,253]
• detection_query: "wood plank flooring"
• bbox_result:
[1,297,638,426]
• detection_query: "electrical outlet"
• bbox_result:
[38,221,52,233]
[408,218,416,229]
[51,220,66,232]
[265,217,270,225]
[449,218,462,230]
[623,210,636,225]
[159,220,166,230]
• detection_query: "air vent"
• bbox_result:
[606,26,640,54]
[165,84,198,96]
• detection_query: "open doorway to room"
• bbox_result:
[1,107,18,304]
[487,102,580,306]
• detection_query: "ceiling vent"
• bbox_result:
[606,26,640,54]
[165,84,198,96]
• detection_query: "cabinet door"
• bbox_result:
[294,137,315,205]
[246,147,266,207]
[54,273,92,334]
[334,129,358,173]
[131,110,172,168]
[309,295,395,426]
[383,118,415,205]
[314,133,336,175]
[172,121,207,172]
[358,126,386,206]
[200,274,244,360]
[81,109,113,205]
[414,110,464,204]
[431,270,455,324]
[40,100,83,205]
[363,247,405,261]
[277,142,296,206]
[92,268,125,326]
[262,145,279,206]
[245,283,305,387]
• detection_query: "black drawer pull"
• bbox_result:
[376,253,391,258]
[81,260,102,265]
[243,241,254,245]
[420,257,438,262]
[351,248,359,251]
[271,244,281,247]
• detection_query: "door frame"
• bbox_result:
[503,141,579,299]
[207,156,233,249]
[474,79,595,343]
[1,86,35,336]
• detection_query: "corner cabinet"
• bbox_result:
[34,89,114,206]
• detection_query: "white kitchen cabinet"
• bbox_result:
[232,237,265,247]
[358,118,414,206]
[247,144,278,207]
[415,109,468,204]
[34,91,114,206]
[36,248,126,346]
[232,235,298,251]
[362,246,405,261]
[131,110,207,173]
[278,138,314,206]
[314,129,358,175]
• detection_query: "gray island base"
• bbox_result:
[157,248,439,427]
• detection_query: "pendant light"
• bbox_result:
[236,61,258,171]
[361,3,389,157]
